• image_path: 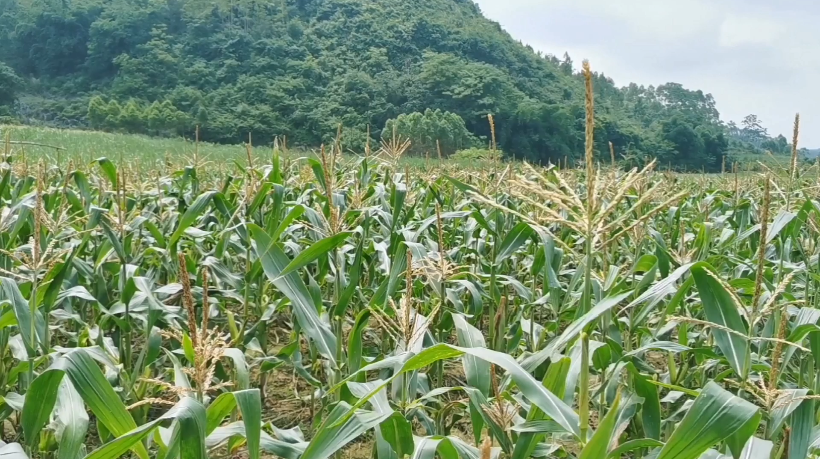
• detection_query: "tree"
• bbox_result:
[739,114,768,147]
[661,116,706,170]
[655,83,720,126]
[104,100,122,130]
[741,114,763,133]
[145,101,163,133]
[117,99,144,132]
[499,99,576,163]
[560,52,573,76]
[88,96,109,129]
[0,61,22,107]
[382,109,476,156]
[761,134,789,155]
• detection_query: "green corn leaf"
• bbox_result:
[379,413,414,459]
[56,379,89,459]
[275,231,352,280]
[21,369,62,448]
[205,389,262,454]
[222,348,250,390]
[607,439,664,458]
[579,390,621,458]
[655,381,759,459]
[630,367,661,441]
[206,423,305,458]
[22,349,149,459]
[169,191,216,250]
[0,276,45,358]
[271,205,305,241]
[348,309,371,375]
[92,157,117,188]
[495,222,533,264]
[691,262,749,376]
[725,411,761,459]
[143,220,167,248]
[787,396,813,459]
[83,397,206,459]
[523,290,633,371]
[766,210,796,243]
[737,437,772,459]
[249,224,337,364]
[233,390,262,459]
[335,221,368,317]
[410,436,459,459]
[451,314,490,396]
[301,402,392,459]
[336,344,581,439]
[205,390,267,459]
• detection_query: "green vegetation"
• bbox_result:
[382,109,475,157]
[2,0,798,170]
[87,97,192,137]
[0,66,819,459]
[452,147,499,162]
[0,124,247,166]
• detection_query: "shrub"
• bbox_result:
[451,147,501,162]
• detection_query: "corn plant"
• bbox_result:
[2,62,820,459]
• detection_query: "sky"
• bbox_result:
[473,0,818,146]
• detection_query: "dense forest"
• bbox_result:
[0,0,793,169]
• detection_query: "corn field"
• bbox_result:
[1,65,819,459]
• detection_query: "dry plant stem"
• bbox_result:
[480,436,492,459]
[178,252,204,401]
[178,253,198,349]
[789,114,800,187]
[768,309,790,393]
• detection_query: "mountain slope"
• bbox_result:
[0,0,728,168]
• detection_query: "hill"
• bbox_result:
[0,0,732,169]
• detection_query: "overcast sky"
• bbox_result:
[473,0,817,146]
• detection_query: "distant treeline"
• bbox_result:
[0,0,792,169]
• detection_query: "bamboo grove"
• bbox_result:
[0,62,819,459]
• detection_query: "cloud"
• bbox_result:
[474,0,820,146]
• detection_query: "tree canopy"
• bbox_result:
[0,0,749,170]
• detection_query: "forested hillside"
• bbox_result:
[0,0,774,169]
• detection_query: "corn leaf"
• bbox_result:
[655,382,759,459]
